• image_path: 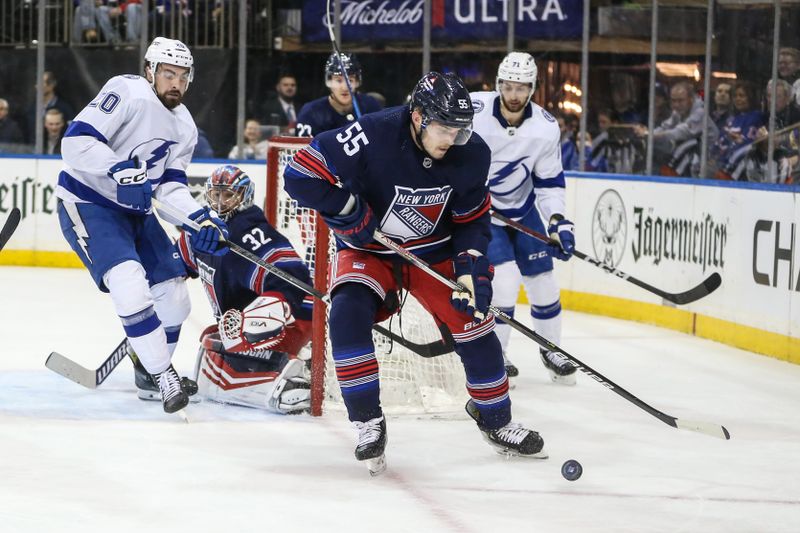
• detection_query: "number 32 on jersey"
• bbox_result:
[336,122,369,156]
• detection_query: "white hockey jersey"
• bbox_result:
[470,91,565,224]
[57,75,198,212]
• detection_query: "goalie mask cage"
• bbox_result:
[265,137,468,417]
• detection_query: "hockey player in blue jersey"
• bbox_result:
[285,71,547,474]
[175,165,314,414]
[55,37,229,414]
[471,52,577,385]
[295,52,382,137]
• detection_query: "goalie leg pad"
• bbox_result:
[196,338,310,414]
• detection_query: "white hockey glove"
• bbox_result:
[219,293,294,353]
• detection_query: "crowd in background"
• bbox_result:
[2,0,799,186]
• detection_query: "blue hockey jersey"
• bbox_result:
[284,106,493,264]
[176,206,313,321]
[295,93,383,137]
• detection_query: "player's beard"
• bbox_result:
[501,95,525,114]
[159,90,184,110]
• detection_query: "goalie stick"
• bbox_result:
[45,338,130,389]
[373,229,731,441]
[153,199,453,358]
[0,207,21,252]
[490,210,722,305]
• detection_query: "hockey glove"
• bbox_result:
[547,214,575,261]
[108,157,151,213]
[321,195,377,247]
[219,293,294,354]
[451,250,494,322]
[184,207,229,256]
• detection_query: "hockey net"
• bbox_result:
[265,136,468,416]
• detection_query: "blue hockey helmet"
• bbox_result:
[409,72,474,145]
[325,52,362,82]
[205,165,254,220]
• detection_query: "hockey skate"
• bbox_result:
[503,353,519,378]
[132,351,198,401]
[152,365,190,414]
[353,416,388,476]
[465,400,547,459]
[540,349,577,385]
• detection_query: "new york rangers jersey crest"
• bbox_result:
[380,185,452,242]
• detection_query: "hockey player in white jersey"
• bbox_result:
[471,52,577,384]
[55,37,229,414]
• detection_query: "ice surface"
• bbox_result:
[1,266,798,532]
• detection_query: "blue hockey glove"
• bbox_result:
[108,157,151,213]
[322,195,377,247]
[547,215,575,261]
[451,250,494,322]
[184,207,229,256]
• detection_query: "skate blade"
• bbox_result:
[495,447,549,460]
[365,454,386,476]
[137,390,160,401]
[175,408,190,424]
[549,372,577,386]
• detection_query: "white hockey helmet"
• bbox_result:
[145,37,194,85]
[496,52,538,105]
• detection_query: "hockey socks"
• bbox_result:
[455,332,511,430]
[329,284,383,422]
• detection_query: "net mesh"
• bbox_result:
[267,138,468,415]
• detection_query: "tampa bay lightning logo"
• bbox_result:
[542,109,556,122]
[129,138,178,181]
[487,157,531,197]
[472,100,484,113]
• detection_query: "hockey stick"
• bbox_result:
[490,210,722,305]
[152,199,453,358]
[45,338,130,389]
[325,0,362,118]
[0,207,21,252]
[372,229,730,440]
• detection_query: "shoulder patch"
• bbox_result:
[472,100,484,113]
[541,109,555,122]
[123,75,139,80]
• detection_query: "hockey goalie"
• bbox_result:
[176,165,314,414]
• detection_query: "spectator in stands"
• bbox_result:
[609,72,645,125]
[712,82,734,129]
[744,79,800,184]
[228,119,268,160]
[557,113,581,171]
[150,1,190,39]
[653,82,672,126]
[193,128,215,159]
[258,73,299,135]
[712,81,766,180]
[637,81,717,177]
[72,0,121,45]
[0,98,24,148]
[43,109,66,155]
[778,47,800,85]
[26,71,75,144]
[107,1,143,42]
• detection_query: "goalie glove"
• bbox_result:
[108,156,151,213]
[451,249,494,322]
[218,293,295,353]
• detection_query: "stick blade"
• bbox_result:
[45,352,98,389]
[675,418,731,440]
[664,272,722,305]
